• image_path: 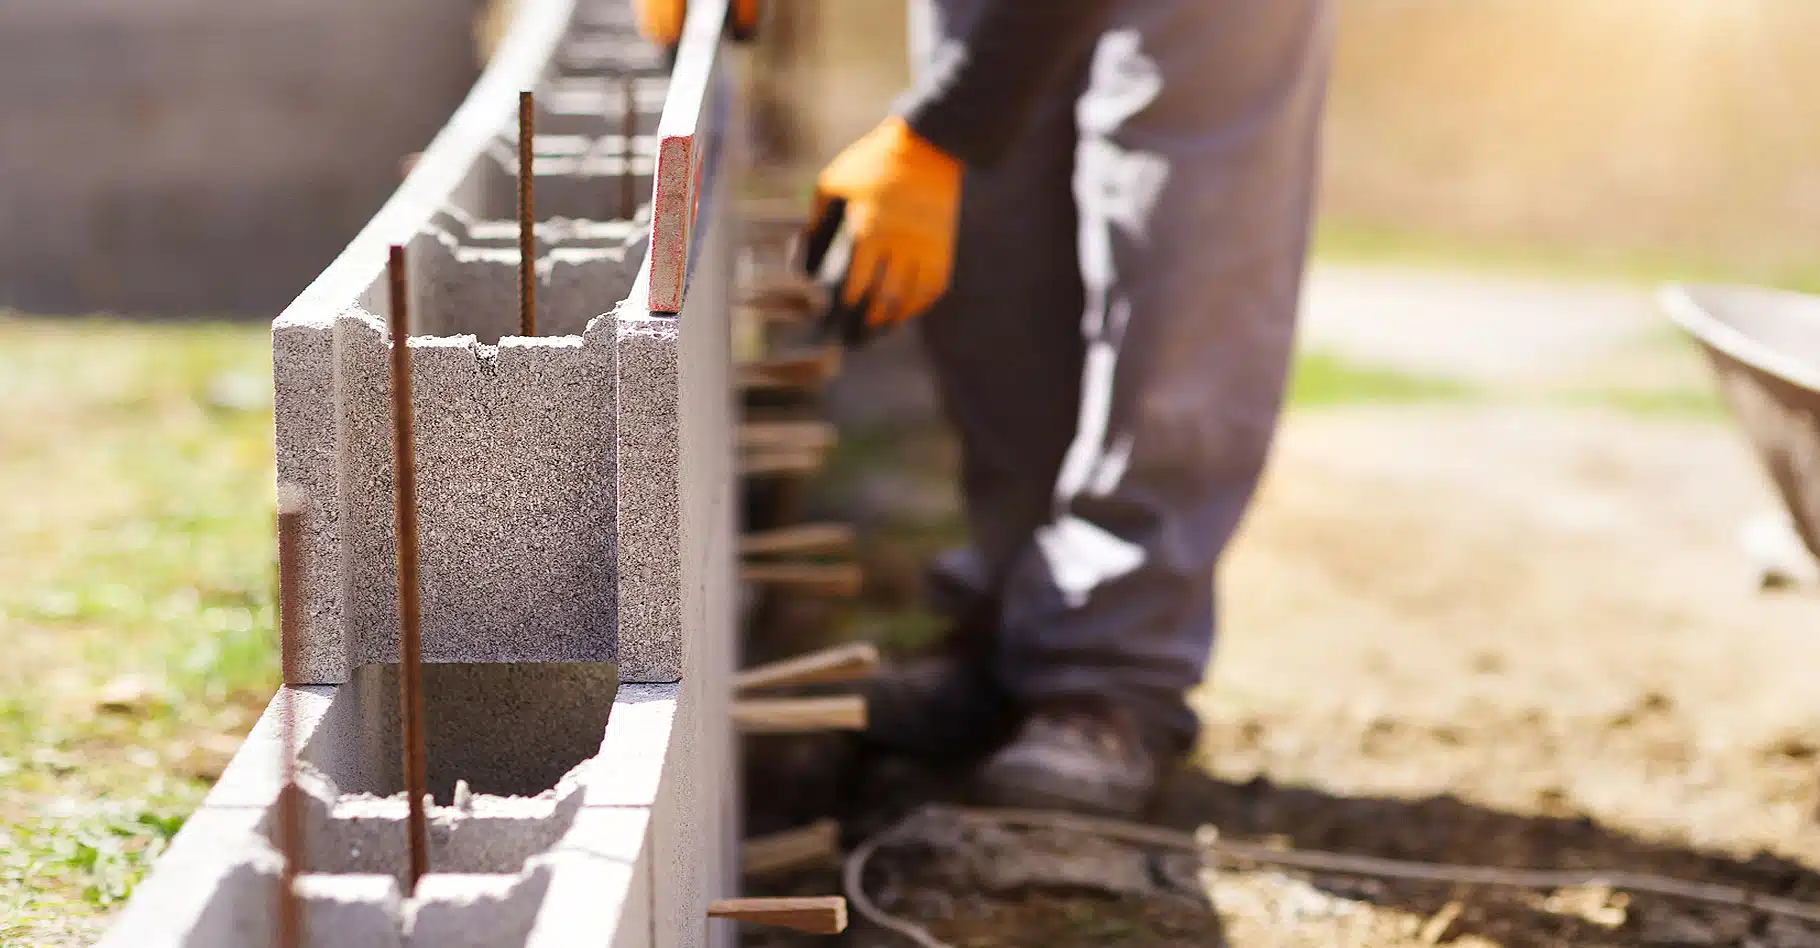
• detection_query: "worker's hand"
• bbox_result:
[634,0,761,48]
[811,117,963,328]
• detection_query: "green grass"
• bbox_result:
[1559,386,1727,420]
[0,315,277,945]
[1286,350,1477,409]
[1314,218,1820,296]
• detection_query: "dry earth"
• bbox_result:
[753,406,1820,948]
[743,263,1820,945]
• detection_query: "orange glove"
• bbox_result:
[635,0,760,48]
[811,117,963,328]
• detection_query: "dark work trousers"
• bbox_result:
[908,0,1334,750]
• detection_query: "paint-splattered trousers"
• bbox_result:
[909,0,1335,748]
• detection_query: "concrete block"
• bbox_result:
[472,148,656,224]
[613,313,682,682]
[297,663,616,801]
[408,872,549,948]
[278,309,630,681]
[110,2,742,946]
[110,674,664,948]
[527,810,653,948]
[410,220,645,343]
[296,875,405,948]
[643,52,740,947]
[273,314,350,683]
[579,683,678,808]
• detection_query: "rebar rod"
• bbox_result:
[621,75,637,218]
[386,245,430,892]
[518,91,537,338]
[275,492,306,948]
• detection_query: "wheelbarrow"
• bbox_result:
[1660,284,1820,587]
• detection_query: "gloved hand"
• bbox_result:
[634,0,760,48]
[810,117,963,328]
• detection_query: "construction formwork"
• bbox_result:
[101,0,741,944]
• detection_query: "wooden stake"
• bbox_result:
[740,420,836,451]
[740,275,826,316]
[739,523,855,558]
[275,490,306,948]
[735,643,879,693]
[708,897,847,935]
[387,245,430,893]
[739,449,830,478]
[733,696,867,734]
[517,90,537,338]
[741,820,841,879]
[736,347,841,392]
[740,562,863,597]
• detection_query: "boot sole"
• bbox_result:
[973,759,1151,819]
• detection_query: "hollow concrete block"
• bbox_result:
[613,313,683,683]
[275,308,638,683]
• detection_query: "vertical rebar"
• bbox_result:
[387,244,430,893]
[517,90,537,338]
[275,491,306,948]
[620,75,637,219]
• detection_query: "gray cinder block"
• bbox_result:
[411,216,646,342]
[277,309,635,682]
[612,313,683,683]
[111,0,738,945]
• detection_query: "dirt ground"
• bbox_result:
[746,367,1820,945]
[1183,405,1820,946]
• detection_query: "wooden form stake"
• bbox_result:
[739,523,855,559]
[387,245,431,892]
[517,90,537,338]
[739,420,836,452]
[709,897,848,935]
[739,562,863,597]
[733,696,867,734]
[275,493,306,948]
[736,347,842,393]
[741,820,841,879]
[734,642,879,693]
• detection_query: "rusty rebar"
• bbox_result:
[387,244,430,892]
[621,76,637,219]
[517,90,537,338]
[275,491,306,948]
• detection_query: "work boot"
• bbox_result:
[859,546,1014,762]
[975,698,1162,818]
[859,655,1017,764]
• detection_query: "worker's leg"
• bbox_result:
[910,0,1090,581]
[855,0,1093,766]
[987,0,1336,754]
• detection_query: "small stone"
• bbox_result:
[175,733,242,781]
[95,675,161,715]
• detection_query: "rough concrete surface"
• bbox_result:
[106,0,741,944]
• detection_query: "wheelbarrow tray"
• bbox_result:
[1660,284,1820,560]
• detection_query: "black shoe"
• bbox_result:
[975,698,1162,818]
[859,655,1018,765]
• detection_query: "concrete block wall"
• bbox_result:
[105,0,742,944]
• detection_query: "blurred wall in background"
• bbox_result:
[755,0,1820,284]
[0,0,481,317]
[7,0,1812,318]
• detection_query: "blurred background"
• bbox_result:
[5,1,1820,945]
